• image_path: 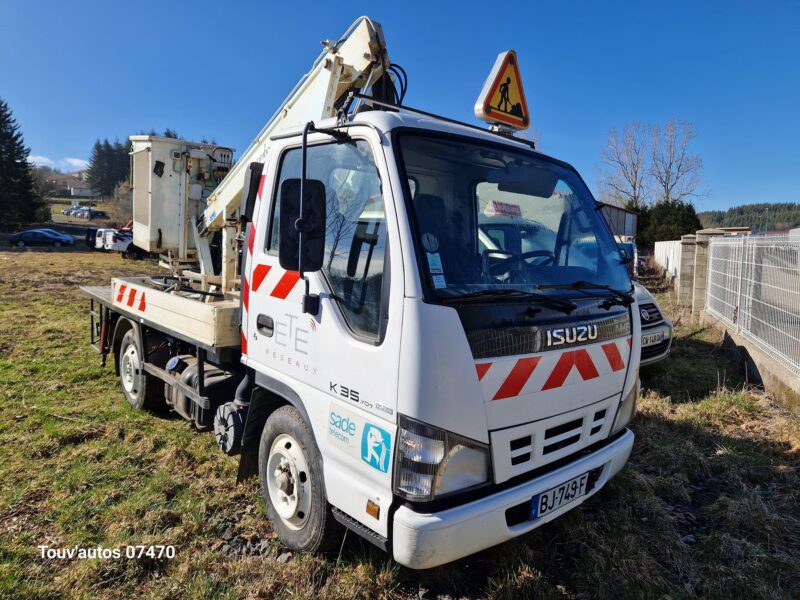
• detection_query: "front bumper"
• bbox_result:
[640,320,673,366]
[392,428,634,569]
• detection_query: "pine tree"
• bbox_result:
[87,139,104,195]
[0,98,45,225]
[87,138,131,196]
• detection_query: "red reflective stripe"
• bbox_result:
[116,284,127,302]
[602,342,625,372]
[242,277,250,311]
[252,264,272,292]
[256,174,266,200]
[475,363,492,380]
[126,288,137,307]
[138,292,146,312]
[542,352,573,391]
[493,357,541,400]
[627,337,632,347]
[270,270,301,299]
[241,330,248,355]
[247,224,255,255]
[542,349,599,391]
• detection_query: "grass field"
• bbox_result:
[0,251,798,599]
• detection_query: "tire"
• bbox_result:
[118,328,163,410]
[16,241,24,248]
[258,405,342,553]
[54,241,62,248]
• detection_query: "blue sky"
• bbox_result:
[1,0,798,211]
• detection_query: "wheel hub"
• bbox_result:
[121,343,140,398]
[266,434,312,530]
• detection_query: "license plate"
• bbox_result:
[530,472,590,520]
[641,331,664,347]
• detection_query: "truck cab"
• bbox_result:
[241,110,639,568]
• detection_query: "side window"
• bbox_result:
[268,140,388,340]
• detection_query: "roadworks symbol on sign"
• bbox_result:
[474,50,530,130]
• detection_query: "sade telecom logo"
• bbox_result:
[361,424,391,473]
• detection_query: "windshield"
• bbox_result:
[396,133,631,298]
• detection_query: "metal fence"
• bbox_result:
[706,235,800,376]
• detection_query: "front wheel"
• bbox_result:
[258,406,342,553]
[16,240,24,248]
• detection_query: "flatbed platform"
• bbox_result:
[82,278,240,351]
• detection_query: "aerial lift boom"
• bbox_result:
[195,17,390,293]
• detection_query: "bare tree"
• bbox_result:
[649,119,703,203]
[599,121,650,209]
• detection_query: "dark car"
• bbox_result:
[10,228,75,248]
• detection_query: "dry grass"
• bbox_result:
[0,253,798,599]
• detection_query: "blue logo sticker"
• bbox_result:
[360,423,391,473]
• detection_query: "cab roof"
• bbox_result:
[347,110,577,174]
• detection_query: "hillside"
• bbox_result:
[699,202,800,231]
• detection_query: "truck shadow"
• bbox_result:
[641,325,746,403]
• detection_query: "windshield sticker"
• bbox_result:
[432,274,447,289]
[484,200,522,218]
[421,232,439,253]
[426,252,443,274]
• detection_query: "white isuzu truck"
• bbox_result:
[83,17,639,569]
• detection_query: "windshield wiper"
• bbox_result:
[539,281,634,306]
[444,289,577,313]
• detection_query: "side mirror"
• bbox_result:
[278,178,327,273]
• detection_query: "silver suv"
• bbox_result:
[632,282,673,366]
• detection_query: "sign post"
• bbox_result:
[474,50,530,131]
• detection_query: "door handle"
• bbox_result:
[257,314,274,337]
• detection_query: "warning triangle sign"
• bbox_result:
[474,50,530,130]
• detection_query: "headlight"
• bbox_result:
[611,371,639,435]
[394,415,490,501]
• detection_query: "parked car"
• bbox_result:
[69,207,106,220]
[10,228,75,248]
[632,281,673,366]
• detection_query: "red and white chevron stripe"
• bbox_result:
[475,337,632,401]
[112,282,147,312]
[240,174,266,357]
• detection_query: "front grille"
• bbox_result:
[642,339,669,360]
[490,397,617,483]
[639,303,662,327]
[467,313,631,359]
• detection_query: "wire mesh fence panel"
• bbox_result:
[706,235,800,376]
[706,237,744,327]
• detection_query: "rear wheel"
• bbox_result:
[118,328,163,410]
[258,406,342,553]
[53,241,62,248]
[16,240,24,248]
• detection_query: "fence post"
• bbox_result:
[678,234,696,308]
[693,229,725,323]
[734,235,745,334]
